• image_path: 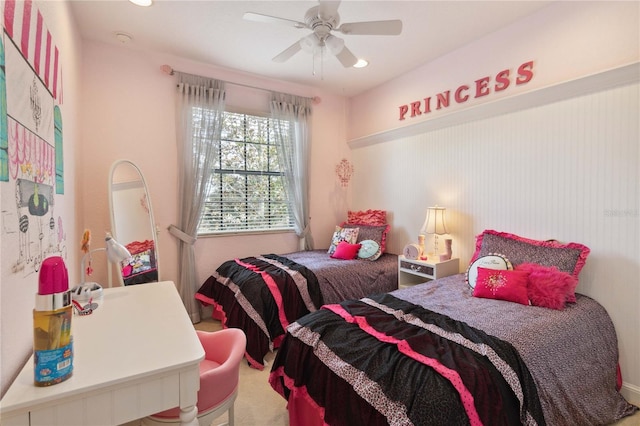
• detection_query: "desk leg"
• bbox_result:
[179,366,201,426]
[179,405,199,426]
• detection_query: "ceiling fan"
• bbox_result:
[243,0,403,68]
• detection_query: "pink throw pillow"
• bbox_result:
[327,226,359,255]
[516,263,578,309]
[331,241,362,260]
[473,267,530,306]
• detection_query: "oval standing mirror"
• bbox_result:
[109,160,160,286]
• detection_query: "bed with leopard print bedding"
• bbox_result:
[195,250,398,369]
[269,274,638,426]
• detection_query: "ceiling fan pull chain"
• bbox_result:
[312,52,316,76]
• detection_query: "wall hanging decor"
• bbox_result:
[335,158,354,187]
[2,0,67,277]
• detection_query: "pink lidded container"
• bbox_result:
[33,256,73,386]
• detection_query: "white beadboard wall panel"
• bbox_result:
[351,82,640,392]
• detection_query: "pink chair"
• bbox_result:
[143,328,247,426]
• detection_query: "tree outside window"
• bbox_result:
[197,110,294,234]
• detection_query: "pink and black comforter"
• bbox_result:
[270,274,638,425]
[195,250,398,369]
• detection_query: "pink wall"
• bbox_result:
[79,43,353,293]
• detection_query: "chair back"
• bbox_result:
[196,328,246,413]
[147,328,247,421]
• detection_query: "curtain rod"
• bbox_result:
[160,64,321,104]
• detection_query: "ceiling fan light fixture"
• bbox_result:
[353,59,369,68]
[243,2,403,70]
[300,33,320,54]
[325,34,345,55]
[114,32,133,44]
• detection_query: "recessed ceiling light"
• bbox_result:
[129,0,153,6]
[353,59,369,68]
[115,32,133,44]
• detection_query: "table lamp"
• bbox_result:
[80,232,131,287]
[420,206,448,258]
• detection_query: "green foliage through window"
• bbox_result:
[198,111,294,234]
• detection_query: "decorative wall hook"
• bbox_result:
[336,158,354,187]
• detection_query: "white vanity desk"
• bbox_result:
[0,281,204,426]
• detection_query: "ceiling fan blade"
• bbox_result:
[334,44,358,68]
[318,0,341,21]
[243,12,306,29]
[272,41,303,63]
[325,35,357,67]
[337,20,403,35]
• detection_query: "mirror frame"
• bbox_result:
[108,159,160,286]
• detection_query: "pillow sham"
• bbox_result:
[516,262,578,308]
[340,223,389,253]
[328,226,359,255]
[331,241,362,260]
[470,229,590,279]
[347,209,387,226]
[342,210,390,252]
[357,239,382,261]
[472,267,530,306]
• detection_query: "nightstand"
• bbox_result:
[398,256,460,289]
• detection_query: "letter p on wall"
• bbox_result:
[399,105,408,120]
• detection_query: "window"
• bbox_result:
[197,110,294,235]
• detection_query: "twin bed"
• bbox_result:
[195,209,396,369]
[269,274,636,425]
[195,250,398,369]
[196,226,638,425]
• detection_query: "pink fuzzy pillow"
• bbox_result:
[331,241,362,260]
[516,263,578,310]
[473,267,530,306]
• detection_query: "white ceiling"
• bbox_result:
[69,0,553,97]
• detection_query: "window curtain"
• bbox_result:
[270,93,314,250]
[169,73,225,323]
